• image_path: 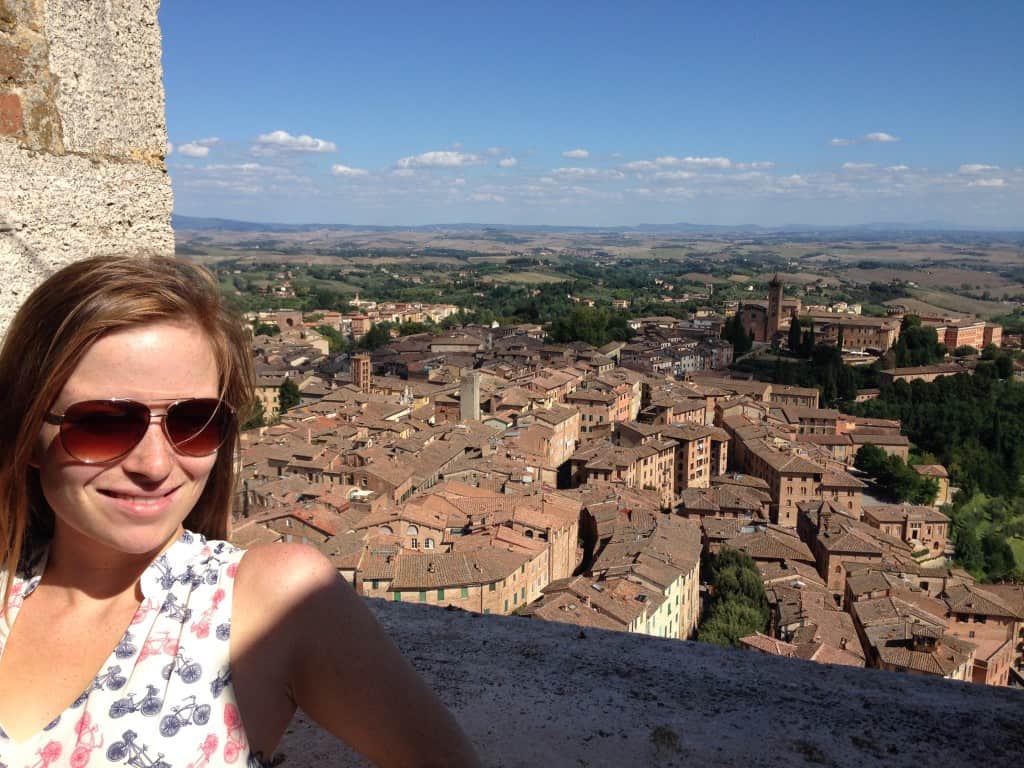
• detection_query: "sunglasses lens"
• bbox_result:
[60,400,150,462]
[165,398,231,456]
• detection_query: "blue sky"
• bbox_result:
[161,1,1023,227]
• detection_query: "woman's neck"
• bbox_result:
[42,523,184,604]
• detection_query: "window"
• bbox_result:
[410,539,419,549]
[489,582,496,592]
[425,538,435,549]
[461,587,469,599]
[371,579,379,590]
[379,525,393,535]
[406,525,419,536]
[393,592,401,602]
[419,590,427,603]
[504,599,509,612]
[484,609,491,615]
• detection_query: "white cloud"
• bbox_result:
[166,141,174,155]
[551,167,625,180]
[205,162,272,173]
[253,130,337,154]
[562,148,590,159]
[622,155,732,172]
[178,143,212,158]
[392,168,417,177]
[657,155,732,169]
[959,163,999,175]
[395,150,484,169]
[469,192,505,203]
[968,178,1006,188]
[842,162,876,170]
[485,147,505,156]
[886,165,910,172]
[653,170,696,181]
[831,132,900,146]
[331,163,369,177]
[735,161,775,170]
[498,157,518,168]
[622,160,659,172]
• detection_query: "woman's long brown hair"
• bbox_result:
[0,255,255,611]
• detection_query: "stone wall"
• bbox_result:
[283,599,1024,767]
[0,0,172,333]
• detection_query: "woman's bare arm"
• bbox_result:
[232,543,481,767]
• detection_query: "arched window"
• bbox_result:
[524,530,534,538]
[425,538,435,549]
[379,525,394,535]
[406,525,419,536]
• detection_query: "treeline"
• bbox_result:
[848,373,1024,582]
[849,373,1024,499]
[696,549,769,647]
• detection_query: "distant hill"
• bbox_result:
[171,214,1024,239]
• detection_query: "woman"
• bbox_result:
[0,255,479,767]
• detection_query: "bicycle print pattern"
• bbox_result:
[0,533,272,768]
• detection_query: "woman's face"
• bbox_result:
[35,321,222,557]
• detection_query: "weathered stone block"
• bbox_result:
[0,142,173,334]
[0,91,23,135]
[0,38,27,82]
[0,1,15,34]
[43,0,167,162]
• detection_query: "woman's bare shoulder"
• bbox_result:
[233,542,340,622]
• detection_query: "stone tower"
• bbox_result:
[461,371,481,422]
[352,354,372,393]
[767,274,784,337]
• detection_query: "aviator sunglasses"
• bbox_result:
[43,398,234,464]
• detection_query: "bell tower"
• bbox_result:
[767,274,784,337]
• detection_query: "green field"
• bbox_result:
[909,289,1011,319]
[484,271,570,284]
[1010,537,1024,570]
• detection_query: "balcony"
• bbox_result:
[279,599,1024,766]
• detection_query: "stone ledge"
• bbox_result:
[279,599,1024,767]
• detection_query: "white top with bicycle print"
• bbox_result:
[0,531,266,768]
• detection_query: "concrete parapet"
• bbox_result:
[280,599,1024,766]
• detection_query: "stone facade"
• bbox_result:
[0,0,173,333]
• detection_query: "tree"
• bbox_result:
[279,378,300,412]
[548,307,633,347]
[787,315,802,353]
[359,322,393,350]
[240,397,265,430]
[254,323,280,337]
[316,324,347,354]
[697,548,769,648]
[722,312,753,356]
[892,315,945,367]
